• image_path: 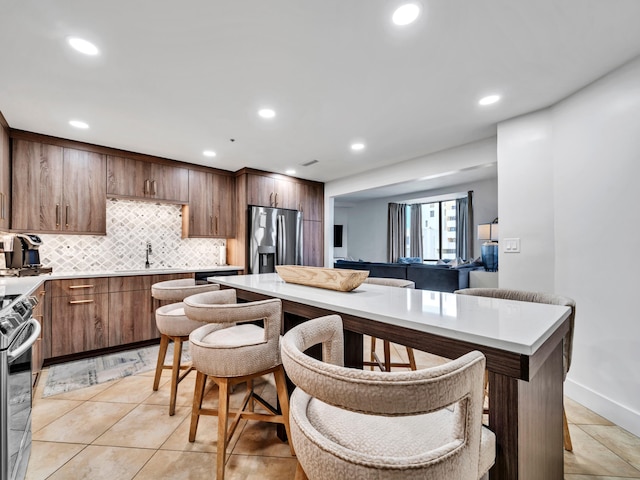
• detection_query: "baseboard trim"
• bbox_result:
[565,378,640,437]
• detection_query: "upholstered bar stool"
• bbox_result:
[363,277,417,371]
[456,287,576,451]
[151,278,221,415]
[184,289,294,480]
[281,315,496,480]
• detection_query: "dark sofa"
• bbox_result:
[334,260,482,293]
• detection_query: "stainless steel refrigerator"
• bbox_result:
[248,206,303,274]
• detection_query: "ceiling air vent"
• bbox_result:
[300,159,319,167]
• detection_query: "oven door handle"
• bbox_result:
[7,318,41,361]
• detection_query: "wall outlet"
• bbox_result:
[504,238,521,253]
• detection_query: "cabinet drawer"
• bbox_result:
[50,292,109,357]
[49,278,109,297]
[109,275,151,292]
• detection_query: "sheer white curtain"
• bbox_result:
[409,204,423,259]
[387,203,406,262]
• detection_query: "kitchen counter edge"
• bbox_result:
[0,266,244,297]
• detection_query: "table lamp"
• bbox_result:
[478,220,499,272]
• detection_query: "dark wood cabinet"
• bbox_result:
[107,155,188,203]
[47,272,193,359]
[186,170,235,238]
[298,182,323,222]
[12,140,106,233]
[50,278,109,357]
[303,220,323,266]
[108,276,155,345]
[246,173,298,209]
[0,123,10,230]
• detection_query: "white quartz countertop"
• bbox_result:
[37,265,244,279]
[209,273,571,356]
[0,266,244,297]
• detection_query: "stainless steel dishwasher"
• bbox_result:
[0,294,39,480]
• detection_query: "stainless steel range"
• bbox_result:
[0,293,39,480]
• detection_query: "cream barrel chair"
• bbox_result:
[281,315,496,480]
[455,287,576,451]
[362,277,417,371]
[151,278,221,415]
[184,289,294,480]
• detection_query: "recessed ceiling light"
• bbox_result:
[258,108,276,119]
[351,142,365,151]
[479,95,501,106]
[69,120,89,129]
[67,37,99,56]
[203,150,217,157]
[285,169,296,175]
[392,3,421,26]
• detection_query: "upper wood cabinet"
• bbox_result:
[12,139,107,234]
[0,124,11,230]
[107,155,188,203]
[186,170,235,238]
[247,174,298,210]
[298,182,323,222]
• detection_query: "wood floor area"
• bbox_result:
[27,339,640,479]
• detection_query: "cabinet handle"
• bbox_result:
[69,299,94,304]
[269,192,273,207]
[275,192,278,207]
[151,180,157,195]
[65,205,70,228]
[214,216,218,234]
[0,192,4,219]
[144,179,150,194]
[69,285,95,289]
[56,204,60,226]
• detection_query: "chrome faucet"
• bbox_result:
[145,241,152,268]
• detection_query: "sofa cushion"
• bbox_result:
[397,256,423,264]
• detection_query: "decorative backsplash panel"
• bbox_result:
[38,199,227,272]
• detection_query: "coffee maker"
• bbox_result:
[0,233,52,276]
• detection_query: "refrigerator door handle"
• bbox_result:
[277,215,287,264]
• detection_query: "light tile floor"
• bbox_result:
[27,339,640,479]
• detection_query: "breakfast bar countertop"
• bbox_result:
[209,272,571,356]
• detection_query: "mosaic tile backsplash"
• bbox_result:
[38,199,227,272]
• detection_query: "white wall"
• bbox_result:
[339,177,498,263]
[497,110,556,290]
[498,56,640,436]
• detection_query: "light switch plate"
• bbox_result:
[504,238,521,253]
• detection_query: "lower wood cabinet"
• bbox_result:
[48,272,192,358]
[108,276,154,346]
[50,277,109,357]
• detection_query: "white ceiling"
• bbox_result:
[2,0,640,186]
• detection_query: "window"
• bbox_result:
[407,200,458,261]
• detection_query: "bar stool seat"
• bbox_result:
[184,289,294,480]
[150,278,220,415]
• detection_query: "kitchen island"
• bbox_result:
[210,272,571,480]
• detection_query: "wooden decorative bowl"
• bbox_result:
[276,265,369,292]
